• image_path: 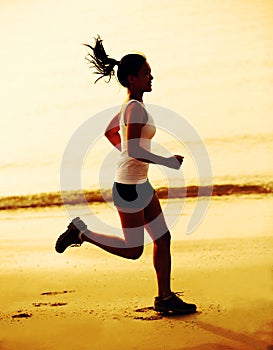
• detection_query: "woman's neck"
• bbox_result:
[127,90,143,102]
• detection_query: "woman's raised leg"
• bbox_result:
[81,208,145,260]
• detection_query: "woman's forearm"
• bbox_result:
[104,112,121,151]
[128,142,181,169]
[130,147,166,165]
[105,131,121,151]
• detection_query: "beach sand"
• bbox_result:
[0,197,272,350]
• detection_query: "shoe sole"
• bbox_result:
[154,306,197,314]
[55,219,84,254]
[55,230,76,253]
[55,233,67,253]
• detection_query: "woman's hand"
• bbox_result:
[166,155,184,169]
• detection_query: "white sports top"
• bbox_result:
[115,100,156,184]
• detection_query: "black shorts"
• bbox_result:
[112,180,155,209]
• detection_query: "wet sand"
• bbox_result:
[0,198,272,350]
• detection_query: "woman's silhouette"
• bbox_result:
[55,35,196,314]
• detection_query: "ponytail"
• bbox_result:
[83,35,119,84]
[84,35,147,87]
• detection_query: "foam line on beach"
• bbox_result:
[0,183,272,210]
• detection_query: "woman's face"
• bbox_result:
[129,61,153,92]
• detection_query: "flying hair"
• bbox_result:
[84,35,147,87]
[83,35,119,84]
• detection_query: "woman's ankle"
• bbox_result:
[158,291,172,299]
[78,229,89,242]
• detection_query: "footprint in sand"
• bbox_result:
[12,312,32,319]
[50,302,67,307]
[41,290,75,296]
[32,302,67,307]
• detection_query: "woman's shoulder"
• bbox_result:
[123,99,144,109]
[122,100,147,125]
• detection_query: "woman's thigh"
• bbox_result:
[116,207,145,249]
[144,193,170,241]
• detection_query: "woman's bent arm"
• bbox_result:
[126,103,183,169]
[104,112,121,151]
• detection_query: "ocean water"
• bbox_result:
[0,0,272,208]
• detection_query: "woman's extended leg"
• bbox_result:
[143,193,172,298]
[81,209,145,260]
[144,193,197,313]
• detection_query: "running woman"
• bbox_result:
[55,35,196,314]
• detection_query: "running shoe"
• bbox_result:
[55,217,87,253]
[154,292,197,314]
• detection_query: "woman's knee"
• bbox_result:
[125,246,144,260]
[154,231,171,247]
